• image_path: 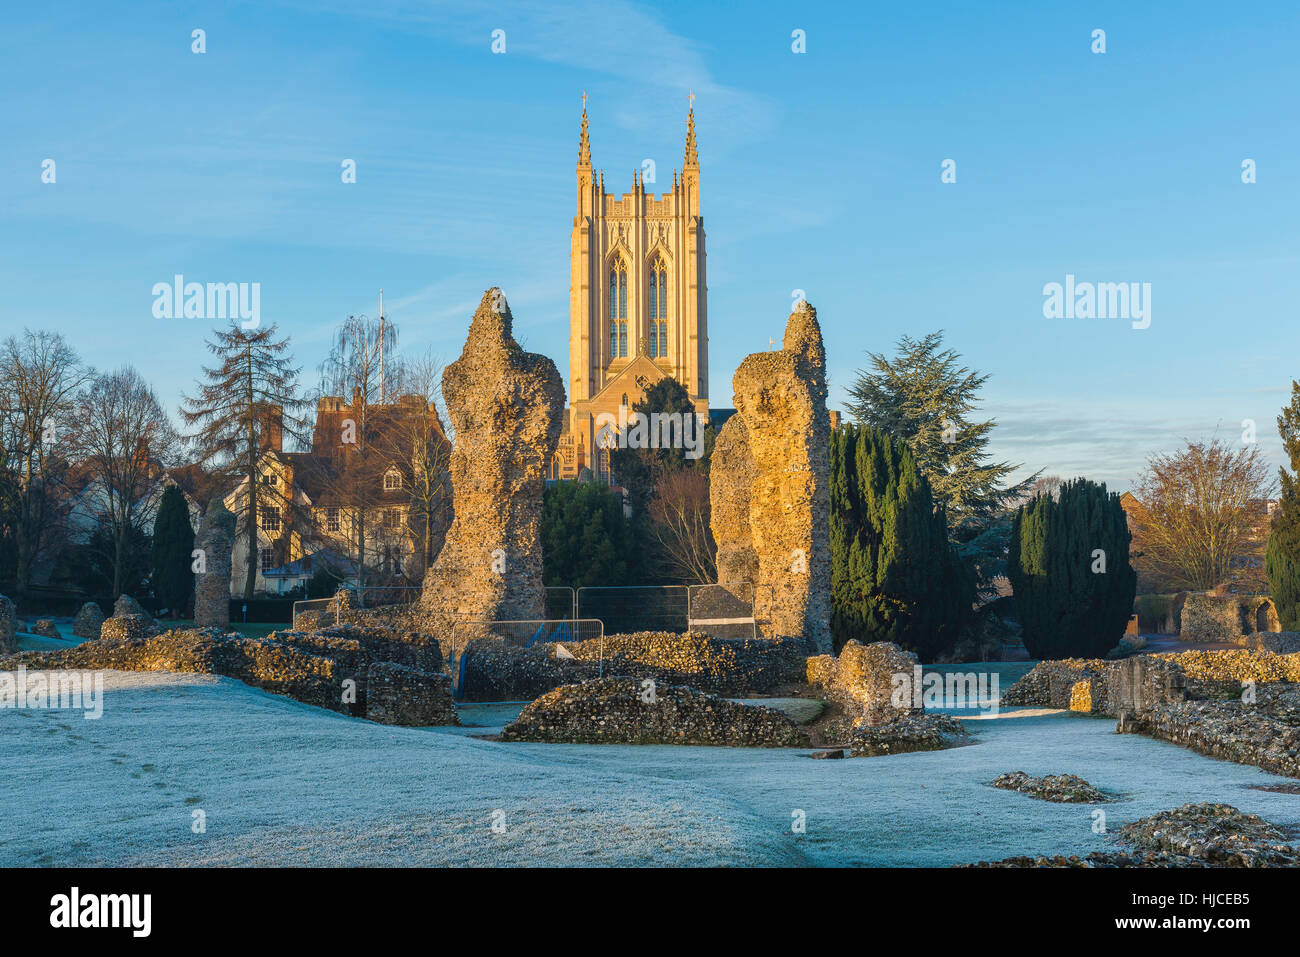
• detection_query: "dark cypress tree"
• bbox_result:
[830,423,973,659]
[1267,380,1300,628]
[151,484,195,618]
[541,479,637,589]
[1007,478,1136,659]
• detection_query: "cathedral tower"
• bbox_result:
[559,98,709,481]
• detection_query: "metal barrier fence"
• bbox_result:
[290,586,418,623]
[291,586,574,625]
[290,595,345,625]
[686,582,757,640]
[358,585,421,607]
[544,586,576,621]
[449,618,605,696]
[576,585,689,634]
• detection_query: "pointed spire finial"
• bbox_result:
[684,93,698,168]
[578,92,591,167]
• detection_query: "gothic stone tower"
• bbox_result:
[560,102,709,479]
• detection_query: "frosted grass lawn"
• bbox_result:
[3,669,1298,867]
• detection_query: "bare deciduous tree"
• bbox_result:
[646,468,716,584]
[71,366,178,597]
[0,329,94,600]
[312,314,398,602]
[1131,438,1275,591]
[372,349,453,579]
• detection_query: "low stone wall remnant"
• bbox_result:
[99,614,159,643]
[806,639,919,724]
[990,771,1110,803]
[458,630,811,702]
[1117,684,1300,779]
[499,677,808,747]
[804,639,970,756]
[963,803,1299,867]
[0,595,15,654]
[1180,594,1279,642]
[846,711,966,757]
[72,602,105,640]
[0,624,457,727]
[365,662,459,726]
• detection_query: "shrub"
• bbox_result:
[541,479,639,588]
[1266,379,1300,627]
[1267,504,1300,630]
[151,485,195,616]
[830,424,973,659]
[1134,593,1173,632]
[1007,478,1137,659]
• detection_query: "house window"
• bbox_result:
[648,257,668,358]
[261,473,276,488]
[259,548,275,572]
[382,508,399,529]
[325,507,340,533]
[383,469,401,491]
[260,506,280,532]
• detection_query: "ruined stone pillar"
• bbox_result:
[421,288,565,625]
[194,500,235,629]
[710,416,758,586]
[724,300,832,652]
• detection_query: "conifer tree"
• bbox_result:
[830,423,973,658]
[151,484,194,617]
[1007,478,1136,659]
[540,479,637,588]
[1267,380,1300,629]
[846,331,1033,530]
[180,323,307,600]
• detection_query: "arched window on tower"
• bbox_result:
[609,259,628,359]
[648,257,668,358]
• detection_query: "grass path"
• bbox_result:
[4,669,1298,866]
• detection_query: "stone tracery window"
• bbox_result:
[648,257,668,358]
[609,259,628,359]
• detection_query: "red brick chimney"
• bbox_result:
[260,404,283,452]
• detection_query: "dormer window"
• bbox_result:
[383,469,402,491]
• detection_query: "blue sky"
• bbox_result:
[2,1,1297,490]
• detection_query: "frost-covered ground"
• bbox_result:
[3,669,1299,867]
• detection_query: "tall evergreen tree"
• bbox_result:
[846,331,1034,530]
[1007,478,1136,660]
[1267,380,1300,629]
[151,484,194,617]
[180,323,306,600]
[541,479,637,588]
[830,423,973,658]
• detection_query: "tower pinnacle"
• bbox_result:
[578,93,591,167]
[684,94,698,168]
